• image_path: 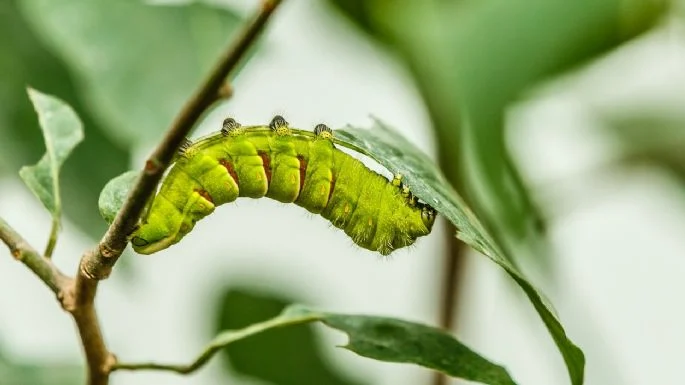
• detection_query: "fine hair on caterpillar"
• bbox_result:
[130,115,437,255]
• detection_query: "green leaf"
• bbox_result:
[98,170,140,225]
[0,0,130,240]
[336,121,493,257]
[382,0,664,252]
[441,0,664,248]
[331,2,665,382]
[223,305,517,385]
[321,312,515,385]
[215,287,366,385]
[19,0,243,146]
[335,119,585,385]
[330,0,666,265]
[143,297,516,385]
[19,88,84,222]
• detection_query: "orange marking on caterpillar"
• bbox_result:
[219,159,239,186]
[328,176,336,203]
[297,155,307,192]
[195,189,214,203]
[258,151,272,184]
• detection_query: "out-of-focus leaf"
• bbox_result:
[335,120,585,385]
[0,0,130,240]
[326,0,387,41]
[98,170,140,225]
[327,0,667,265]
[216,287,365,385]
[381,0,666,252]
[213,290,517,385]
[601,112,685,172]
[19,88,83,224]
[587,111,685,206]
[0,349,83,385]
[19,0,243,146]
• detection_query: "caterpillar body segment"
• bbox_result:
[130,117,436,255]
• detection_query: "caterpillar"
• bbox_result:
[130,116,437,256]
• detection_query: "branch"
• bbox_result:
[72,304,115,384]
[0,216,69,294]
[63,2,286,384]
[79,0,283,281]
[432,234,468,385]
[112,313,317,375]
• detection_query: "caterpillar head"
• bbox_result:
[131,214,202,254]
[130,223,177,255]
[129,192,206,254]
[420,204,437,230]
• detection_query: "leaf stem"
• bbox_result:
[112,313,319,375]
[0,216,69,294]
[44,218,59,258]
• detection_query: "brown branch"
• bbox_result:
[72,303,115,384]
[59,2,286,385]
[0,216,69,295]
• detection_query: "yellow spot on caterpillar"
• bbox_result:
[319,131,333,140]
[392,174,402,187]
[275,127,291,136]
[344,204,351,214]
[229,127,245,137]
[368,218,373,226]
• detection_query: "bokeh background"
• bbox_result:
[0,0,683,384]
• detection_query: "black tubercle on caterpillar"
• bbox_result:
[221,117,242,136]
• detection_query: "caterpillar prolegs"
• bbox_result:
[130,116,437,255]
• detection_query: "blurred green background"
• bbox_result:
[1,0,683,384]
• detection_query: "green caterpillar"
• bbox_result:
[130,116,436,255]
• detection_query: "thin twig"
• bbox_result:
[112,313,318,375]
[432,234,467,385]
[79,0,283,281]
[0,216,69,294]
[44,218,59,258]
